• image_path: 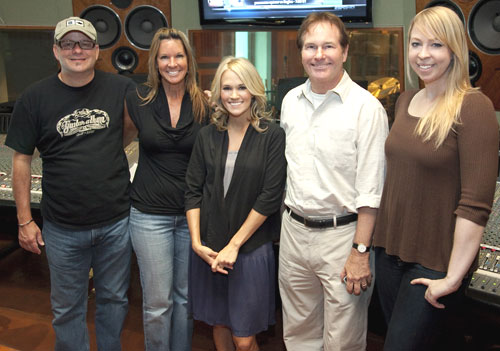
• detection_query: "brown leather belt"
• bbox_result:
[285,206,358,229]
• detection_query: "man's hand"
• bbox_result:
[12,151,42,254]
[341,207,376,295]
[341,249,372,295]
[18,221,44,254]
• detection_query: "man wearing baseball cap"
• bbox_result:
[5,16,135,351]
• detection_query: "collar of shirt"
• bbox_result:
[295,70,353,106]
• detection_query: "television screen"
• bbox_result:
[198,0,372,27]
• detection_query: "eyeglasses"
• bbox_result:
[57,39,96,50]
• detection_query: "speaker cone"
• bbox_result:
[424,0,465,24]
[112,46,139,73]
[125,5,168,50]
[468,50,482,85]
[468,0,500,54]
[80,5,121,49]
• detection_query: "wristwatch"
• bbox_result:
[352,242,369,253]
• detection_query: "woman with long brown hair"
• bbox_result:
[123,27,209,351]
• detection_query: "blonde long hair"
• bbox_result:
[139,27,208,123]
[209,57,271,132]
[409,6,476,147]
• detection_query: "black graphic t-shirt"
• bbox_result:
[6,70,136,229]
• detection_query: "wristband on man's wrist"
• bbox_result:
[18,218,34,227]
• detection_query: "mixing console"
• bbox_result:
[467,182,500,307]
[0,135,43,206]
[0,134,139,207]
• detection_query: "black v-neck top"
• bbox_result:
[126,85,207,214]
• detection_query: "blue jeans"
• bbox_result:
[375,247,465,351]
[129,206,193,351]
[43,216,131,351]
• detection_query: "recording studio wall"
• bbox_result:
[415,0,500,110]
[72,0,171,74]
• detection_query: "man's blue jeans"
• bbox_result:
[129,206,192,351]
[43,216,131,351]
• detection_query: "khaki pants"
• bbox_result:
[278,211,374,351]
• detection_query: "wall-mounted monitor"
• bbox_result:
[198,0,372,28]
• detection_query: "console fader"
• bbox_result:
[467,183,500,307]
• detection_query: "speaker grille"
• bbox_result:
[124,5,168,50]
[468,0,500,54]
[80,5,121,49]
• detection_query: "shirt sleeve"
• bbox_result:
[355,97,389,209]
[5,94,38,155]
[455,92,499,226]
[125,78,136,94]
[185,127,208,211]
[125,89,141,129]
[253,124,287,216]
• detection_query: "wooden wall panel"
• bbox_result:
[72,0,171,74]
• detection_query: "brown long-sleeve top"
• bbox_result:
[373,90,499,272]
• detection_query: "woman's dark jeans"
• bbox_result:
[375,247,466,351]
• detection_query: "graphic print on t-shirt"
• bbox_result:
[56,108,110,137]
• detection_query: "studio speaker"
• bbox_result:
[415,0,500,110]
[72,0,171,74]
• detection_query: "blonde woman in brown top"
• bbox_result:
[372,6,498,350]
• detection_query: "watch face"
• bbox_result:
[357,244,367,253]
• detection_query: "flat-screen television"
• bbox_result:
[198,0,372,27]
